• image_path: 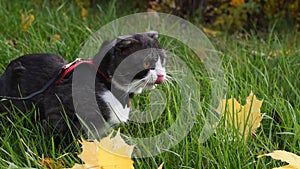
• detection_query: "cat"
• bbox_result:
[0,31,166,138]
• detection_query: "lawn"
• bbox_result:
[0,0,299,168]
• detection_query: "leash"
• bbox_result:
[0,58,109,101]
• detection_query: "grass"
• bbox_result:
[0,0,299,168]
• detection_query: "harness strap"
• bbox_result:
[55,58,110,85]
[0,59,110,101]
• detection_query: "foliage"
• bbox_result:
[71,130,134,169]
[144,0,300,31]
[258,150,300,169]
[217,91,263,140]
[0,0,299,169]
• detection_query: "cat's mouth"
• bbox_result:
[155,74,164,84]
[126,73,165,94]
[147,75,164,86]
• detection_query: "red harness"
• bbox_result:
[55,58,130,107]
[55,58,110,85]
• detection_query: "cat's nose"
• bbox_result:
[155,74,164,84]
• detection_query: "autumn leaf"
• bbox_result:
[50,34,62,44]
[76,0,89,19]
[40,158,65,169]
[217,91,263,140]
[201,26,221,37]
[81,7,88,19]
[230,0,245,7]
[146,0,178,16]
[70,129,134,169]
[21,12,35,31]
[258,150,300,169]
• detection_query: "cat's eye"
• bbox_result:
[143,61,151,68]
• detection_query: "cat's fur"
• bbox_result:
[0,31,166,137]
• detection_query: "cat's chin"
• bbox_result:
[146,83,156,89]
[132,84,156,94]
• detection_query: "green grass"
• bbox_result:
[0,0,299,169]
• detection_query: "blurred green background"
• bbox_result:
[0,0,299,168]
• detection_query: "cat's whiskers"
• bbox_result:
[165,74,175,81]
[126,77,147,93]
[142,77,152,89]
[164,74,176,88]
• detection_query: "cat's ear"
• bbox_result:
[146,31,158,39]
[115,35,138,48]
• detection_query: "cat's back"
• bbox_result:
[5,53,66,72]
[0,54,67,96]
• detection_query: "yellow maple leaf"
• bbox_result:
[258,150,300,169]
[230,0,245,7]
[71,129,134,169]
[21,12,34,31]
[81,7,88,19]
[217,91,263,140]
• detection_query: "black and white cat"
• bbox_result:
[0,31,166,137]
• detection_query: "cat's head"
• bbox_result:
[94,31,166,95]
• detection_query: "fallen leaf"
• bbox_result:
[80,7,88,19]
[21,12,34,31]
[70,129,134,169]
[50,34,61,43]
[40,158,65,169]
[217,91,263,140]
[258,150,300,169]
[69,164,85,169]
[230,0,245,7]
[201,26,221,37]
[76,0,89,19]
